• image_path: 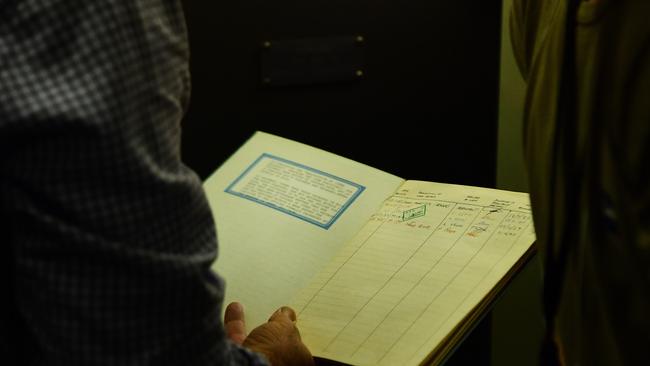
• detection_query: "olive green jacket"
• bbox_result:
[510,0,650,364]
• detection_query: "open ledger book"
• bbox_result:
[203,131,536,365]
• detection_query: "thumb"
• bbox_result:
[224,302,247,345]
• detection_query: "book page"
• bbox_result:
[291,180,535,365]
[203,132,405,328]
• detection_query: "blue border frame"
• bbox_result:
[225,153,365,229]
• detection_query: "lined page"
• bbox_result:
[291,180,535,365]
[203,132,404,328]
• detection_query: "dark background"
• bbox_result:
[180,1,503,364]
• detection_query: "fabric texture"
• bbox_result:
[510,0,650,364]
[0,1,267,365]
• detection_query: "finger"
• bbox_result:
[224,302,247,345]
[269,306,297,323]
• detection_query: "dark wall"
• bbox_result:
[180,1,501,188]
[180,4,502,362]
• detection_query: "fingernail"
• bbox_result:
[229,302,243,313]
[281,306,297,322]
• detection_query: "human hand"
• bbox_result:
[224,302,314,366]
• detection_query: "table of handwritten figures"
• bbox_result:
[291,181,535,366]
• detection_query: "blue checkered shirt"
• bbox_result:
[0,1,267,365]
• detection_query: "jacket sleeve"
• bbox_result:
[0,1,267,364]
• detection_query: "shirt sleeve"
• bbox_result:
[0,1,267,364]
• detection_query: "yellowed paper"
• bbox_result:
[203,131,405,328]
[291,180,535,365]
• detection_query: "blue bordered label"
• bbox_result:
[225,154,365,229]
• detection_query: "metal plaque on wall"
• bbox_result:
[260,35,365,87]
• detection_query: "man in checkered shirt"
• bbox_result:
[0,1,312,364]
